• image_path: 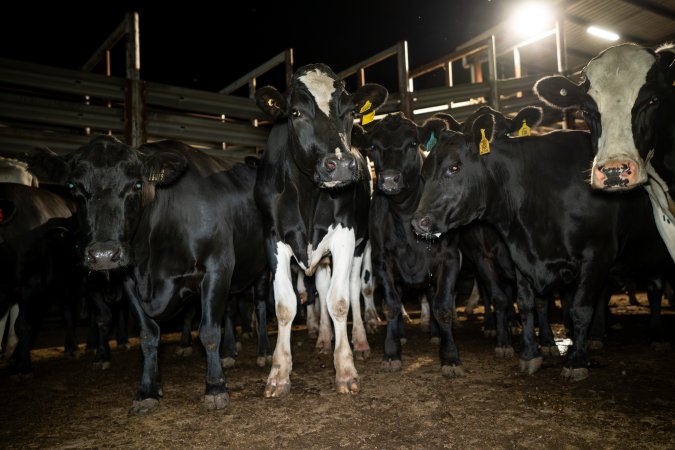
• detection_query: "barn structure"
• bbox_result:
[1,0,674,161]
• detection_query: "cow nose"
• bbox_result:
[411,214,432,234]
[324,158,337,172]
[85,242,127,270]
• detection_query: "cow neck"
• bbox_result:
[385,177,423,216]
[650,106,675,195]
[478,145,516,237]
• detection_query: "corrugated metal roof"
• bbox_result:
[458,0,675,75]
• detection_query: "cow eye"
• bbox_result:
[291,109,302,118]
[134,181,143,191]
[409,140,419,148]
[446,162,461,175]
[67,182,76,190]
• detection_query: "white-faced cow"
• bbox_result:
[534,43,675,195]
[412,107,671,381]
[25,136,270,414]
[254,63,387,396]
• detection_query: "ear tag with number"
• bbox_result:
[518,119,531,137]
[479,128,490,155]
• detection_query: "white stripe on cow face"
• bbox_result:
[586,45,655,169]
[298,68,336,118]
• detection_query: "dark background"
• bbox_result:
[0,1,511,94]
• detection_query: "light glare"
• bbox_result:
[587,26,619,41]
[512,2,553,37]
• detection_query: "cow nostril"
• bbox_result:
[110,249,121,262]
[419,216,431,229]
[86,252,97,264]
[325,159,337,172]
[348,158,356,169]
[393,174,401,183]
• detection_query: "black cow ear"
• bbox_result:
[471,113,496,155]
[656,47,675,86]
[431,113,462,132]
[420,118,448,151]
[534,75,586,109]
[352,84,388,116]
[19,146,70,185]
[255,86,286,119]
[509,106,543,136]
[141,150,188,187]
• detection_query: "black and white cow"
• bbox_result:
[253,63,387,396]
[534,42,675,194]
[411,107,671,381]
[26,136,270,413]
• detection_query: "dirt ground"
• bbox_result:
[1,294,674,450]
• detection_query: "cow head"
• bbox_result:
[24,135,188,271]
[356,112,445,196]
[255,63,388,188]
[412,109,507,237]
[534,43,674,191]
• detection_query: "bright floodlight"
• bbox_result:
[587,26,620,41]
[512,2,553,37]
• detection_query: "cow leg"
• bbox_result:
[91,293,113,370]
[1,303,19,357]
[220,304,237,368]
[432,258,464,378]
[361,242,380,334]
[479,282,497,338]
[588,285,611,351]
[420,294,431,334]
[381,268,404,372]
[350,253,370,360]
[647,278,669,350]
[535,295,559,357]
[61,295,79,358]
[562,274,605,381]
[238,293,254,340]
[126,283,162,415]
[515,271,543,374]
[327,230,359,394]
[474,260,513,356]
[115,299,130,350]
[315,262,333,353]
[254,272,272,367]
[266,244,297,398]
[306,297,320,339]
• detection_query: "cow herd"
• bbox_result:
[0,42,673,415]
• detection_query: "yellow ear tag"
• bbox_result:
[518,119,530,137]
[361,111,375,125]
[359,100,372,114]
[479,128,490,155]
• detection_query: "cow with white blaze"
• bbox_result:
[254,63,387,396]
[534,42,675,195]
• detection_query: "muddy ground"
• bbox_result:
[1,294,674,449]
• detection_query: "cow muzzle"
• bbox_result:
[316,152,358,188]
[378,170,404,194]
[591,158,645,191]
[84,241,129,271]
[411,213,442,239]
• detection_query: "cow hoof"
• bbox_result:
[204,392,229,411]
[588,340,604,351]
[519,356,543,374]
[336,378,359,394]
[264,380,291,398]
[441,364,465,378]
[561,367,589,381]
[540,345,561,356]
[510,326,522,336]
[494,346,514,358]
[382,359,402,372]
[429,337,440,346]
[176,346,193,357]
[235,342,242,352]
[354,348,371,361]
[94,361,111,371]
[221,357,236,369]
[650,341,672,352]
[128,398,159,416]
[400,338,407,346]
[483,329,497,338]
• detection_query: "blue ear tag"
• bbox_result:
[425,132,437,151]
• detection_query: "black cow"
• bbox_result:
[253,63,387,396]
[412,107,671,381]
[0,183,80,375]
[26,135,270,413]
[534,43,675,195]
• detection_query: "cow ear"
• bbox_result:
[352,84,388,116]
[656,48,675,86]
[508,106,543,136]
[419,118,448,152]
[255,86,286,119]
[431,113,462,132]
[534,75,586,109]
[471,113,496,154]
[19,147,70,185]
[140,150,189,187]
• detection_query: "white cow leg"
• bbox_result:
[315,263,333,353]
[265,244,297,398]
[328,230,359,394]
[350,255,370,359]
[6,304,19,356]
